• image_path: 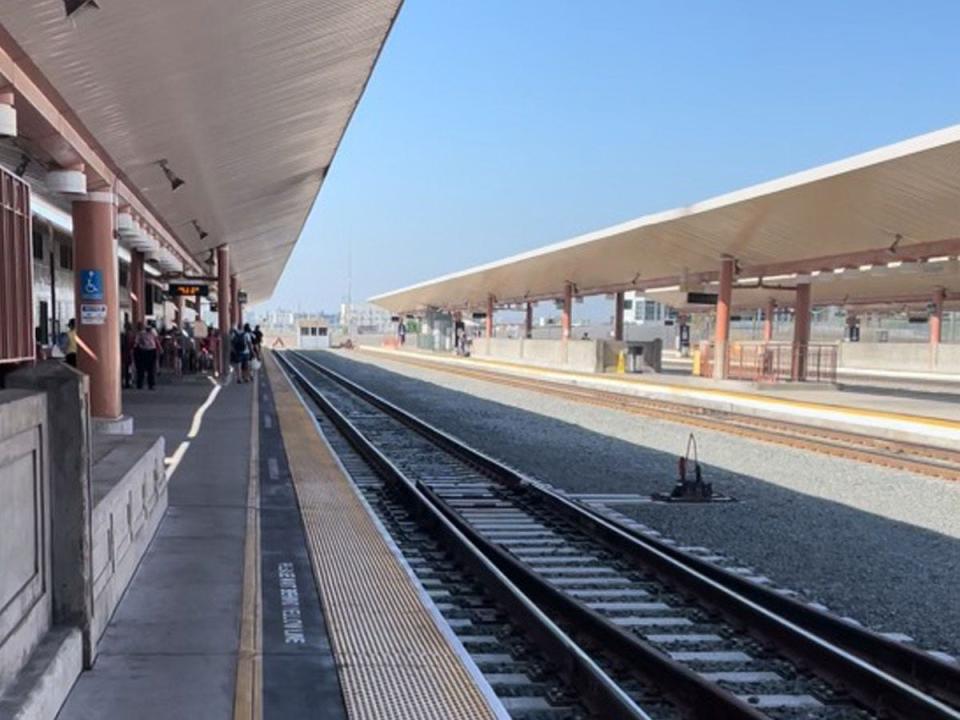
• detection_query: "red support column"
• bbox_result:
[230,275,240,328]
[73,191,121,419]
[217,245,231,374]
[561,283,572,340]
[130,250,145,325]
[614,292,625,341]
[713,256,734,378]
[791,282,812,381]
[763,298,775,342]
[231,275,240,328]
[930,287,945,346]
[485,295,494,338]
[524,302,533,339]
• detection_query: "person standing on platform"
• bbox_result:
[121,322,136,388]
[210,327,221,378]
[397,318,406,346]
[134,322,159,390]
[230,324,244,381]
[454,313,467,356]
[240,323,254,382]
[253,324,264,361]
[64,319,78,367]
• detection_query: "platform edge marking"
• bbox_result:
[265,352,501,720]
[234,373,263,720]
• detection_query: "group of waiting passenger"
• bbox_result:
[55,317,263,390]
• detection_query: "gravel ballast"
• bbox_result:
[303,349,960,658]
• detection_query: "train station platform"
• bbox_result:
[49,361,504,720]
[58,374,251,720]
[357,345,960,449]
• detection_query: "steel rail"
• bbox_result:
[278,351,767,720]
[288,349,960,720]
[275,351,652,720]
[359,350,960,481]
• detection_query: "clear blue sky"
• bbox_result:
[259,1,960,315]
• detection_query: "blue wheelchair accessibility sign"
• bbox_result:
[80,269,104,300]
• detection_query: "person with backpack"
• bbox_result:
[231,323,253,383]
[241,323,255,382]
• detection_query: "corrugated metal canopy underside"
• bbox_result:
[653,261,960,313]
[371,125,960,313]
[2,0,402,302]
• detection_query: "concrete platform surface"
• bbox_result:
[58,377,252,720]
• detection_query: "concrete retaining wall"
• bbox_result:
[471,337,604,373]
[89,435,167,651]
[838,342,960,374]
[0,391,51,695]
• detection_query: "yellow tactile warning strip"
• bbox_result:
[360,345,960,433]
[265,354,499,720]
[234,374,263,720]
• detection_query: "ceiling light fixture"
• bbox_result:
[191,219,209,241]
[157,159,185,191]
[64,0,99,18]
[14,154,30,178]
[888,233,903,255]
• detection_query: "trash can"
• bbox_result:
[625,343,646,373]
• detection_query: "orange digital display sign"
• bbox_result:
[169,283,209,298]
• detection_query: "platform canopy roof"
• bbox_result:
[1,0,402,302]
[654,260,960,313]
[371,125,960,314]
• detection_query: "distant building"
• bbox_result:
[297,316,331,349]
[623,291,673,325]
[340,302,392,332]
[265,309,296,327]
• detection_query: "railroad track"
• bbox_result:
[277,350,960,720]
[354,350,960,483]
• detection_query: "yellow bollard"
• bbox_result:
[692,349,701,376]
[616,349,626,374]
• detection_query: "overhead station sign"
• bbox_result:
[168,282,210,298]
[685,292,718,306]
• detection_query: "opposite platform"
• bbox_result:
[359,345,960,449]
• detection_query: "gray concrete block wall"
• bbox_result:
[0,390,51,695]
[471,337,609,373]
[88,436,167,650]
[838,342,960,374]
[5,364,94,660]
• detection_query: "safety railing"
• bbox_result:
[697,342,838,383]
